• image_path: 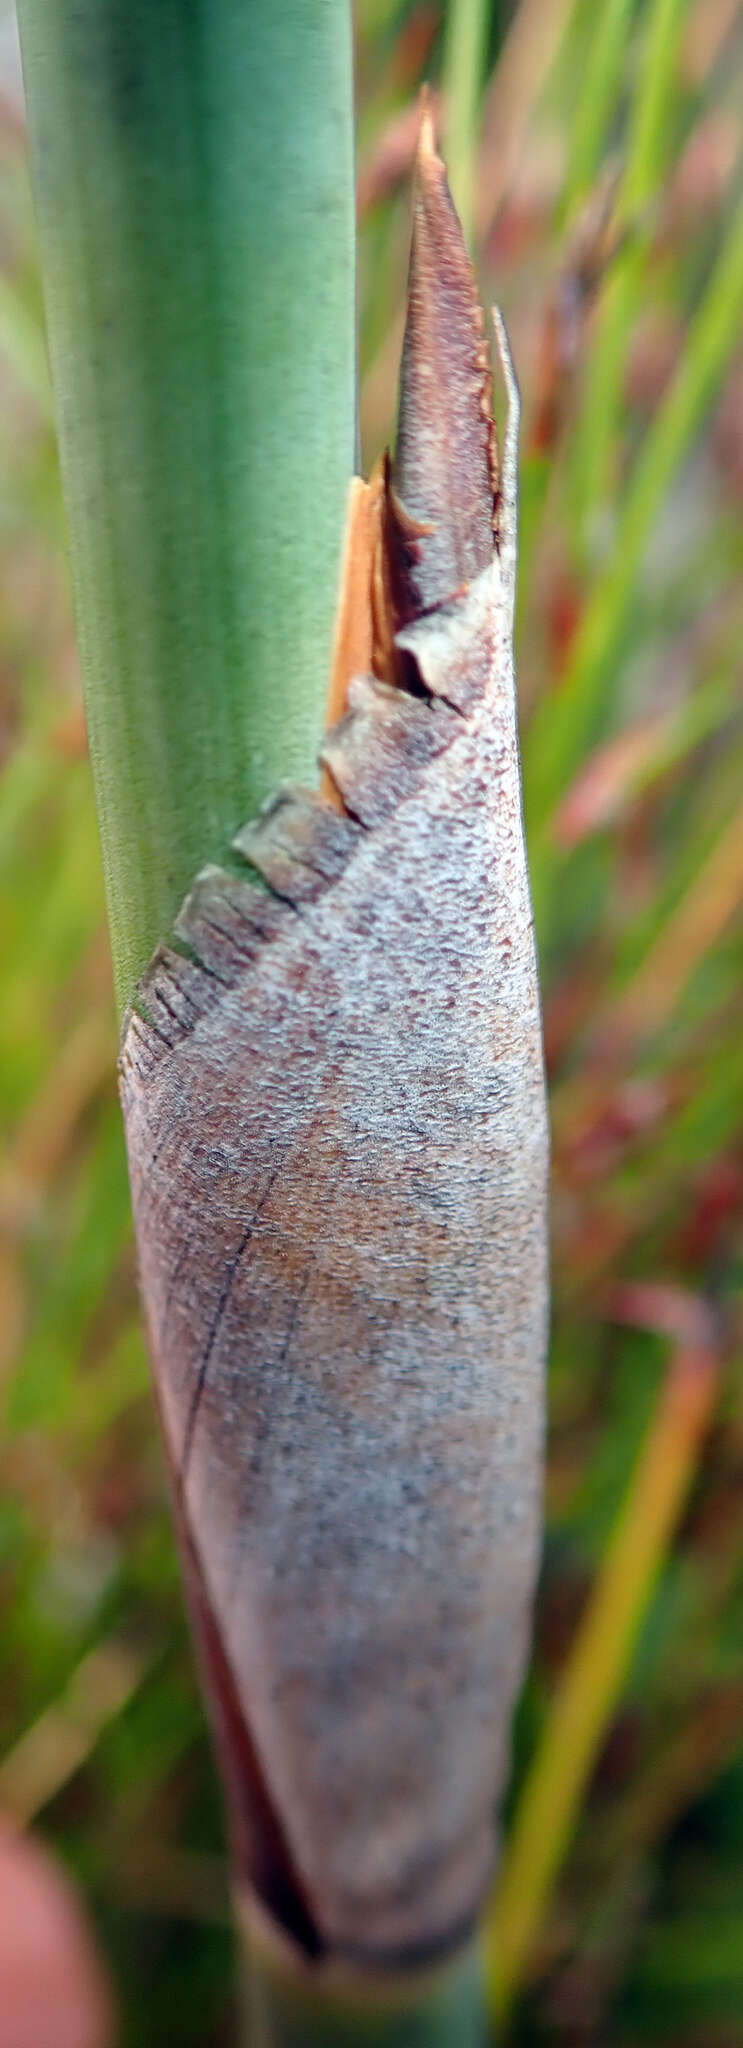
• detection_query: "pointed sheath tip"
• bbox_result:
[412,89,457,243]
[389,96,497,626]
[416,85,437,167]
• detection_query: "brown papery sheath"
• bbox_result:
[119,115,549,1972]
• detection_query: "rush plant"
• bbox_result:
[17,4,548,2041]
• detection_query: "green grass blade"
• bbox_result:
[17,0,356,1015]
[527,173,743,873]
[486,1340,720,2018]
[569,0,688,530]
[561,0,638,220]
[442,0,491,247]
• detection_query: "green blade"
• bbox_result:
[18,0,356,1014]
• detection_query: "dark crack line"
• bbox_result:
[186,950,231,989]
[196,910,258,964]
[249,878,308,917]
[178,1157,284,1489]
[199,908,275,962]
[274,1257,313,1371]
[138,1010,175,1051]
[153,984,192,1030]
[160,1231,194,1329]
[224,1247,319,1610]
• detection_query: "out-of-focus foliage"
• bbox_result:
[1,1,743,2041]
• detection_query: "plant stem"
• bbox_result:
[486,1339,720,2020]
[442,0,490,248]
[17,0,356,1015]
[527,172,743,893]
[569,0,687,534]
[238,1899,490,2048]
[561,0,636,222]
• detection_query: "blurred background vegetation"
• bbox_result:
[1,0,743,2040]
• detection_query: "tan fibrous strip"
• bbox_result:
[324,474,383,738]
[321,466,389,806]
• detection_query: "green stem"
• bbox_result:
[17,0,356,1015]
[441,0,490,249]
[569,0,687,535]
[239,1900,490,2048]
[486,1342,719,2020]
[560,0,636,222]
[527,171,743,893]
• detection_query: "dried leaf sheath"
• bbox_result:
[119,132,548,1969]
[388,104,497,620]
